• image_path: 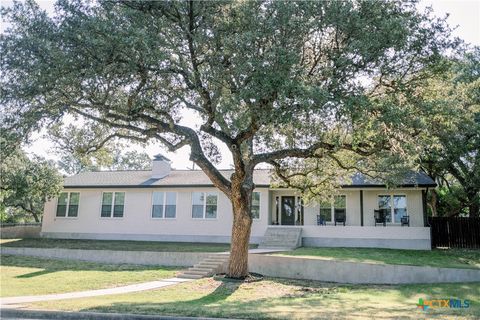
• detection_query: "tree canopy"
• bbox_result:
[1,0,454,277]
[48,121,151,174]
[417,48,480,217]
[0,135,63,223]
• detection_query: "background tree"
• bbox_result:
[417,48,480,217]
[48,121,151,174]
[0,134,63,223]
[1,0,453,277]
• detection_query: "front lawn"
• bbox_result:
[29,278,480,319]
[1,238,257,252]
[0,255,179,297]
[275,247,480,270]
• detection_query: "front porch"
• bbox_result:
[264,189,431,250]
[268,189,427,227]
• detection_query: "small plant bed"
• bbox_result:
[1,238,257,253]
[213,272,264,283]
[275,247,480,269]
[0,255,179,297]
[27,278,480,319]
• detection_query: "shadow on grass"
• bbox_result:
[74,277,480,319]
[1,255,177,279]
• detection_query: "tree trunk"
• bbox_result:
[228,203,253,278]
[428,189,438,217]
[227,171,254,278]
[467,190,479,218]
[31,211,40,223]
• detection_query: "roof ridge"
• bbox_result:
[73,168,272,174]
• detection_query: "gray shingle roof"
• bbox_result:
[347,172,436,188]
[63,169,435,189]
[64,169,271,188]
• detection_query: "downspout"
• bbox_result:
[360,190,364,226]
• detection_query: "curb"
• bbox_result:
[0,308,236,320]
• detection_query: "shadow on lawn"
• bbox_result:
[1,255,176,279]
[79,279,480,319]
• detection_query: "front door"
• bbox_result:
[281,196,296,225]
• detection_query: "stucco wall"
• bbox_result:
[42,186,427,246]
[301,226,431,250]
[248,254,480,284]
[1,247,212,267]
[42,187,270,243]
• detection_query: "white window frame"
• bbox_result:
[191,192,218,219]
[55,192,80,218]
[377,193,408,224]
[151,191,177,219]
[251,191,261,220]
[318,195,346,224]
[100,191,125,219]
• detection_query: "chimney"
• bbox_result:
[151,154,171,179]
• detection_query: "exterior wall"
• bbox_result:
[42,185,428,249]
[301,226,431,250]
[41,187,270,243]
[270,188,425,227]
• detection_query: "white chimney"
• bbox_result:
[152,154,171,179]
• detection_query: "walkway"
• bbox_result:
[0,277,192,306]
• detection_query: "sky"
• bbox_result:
[2,0,479,170]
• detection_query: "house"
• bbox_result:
[41,155,436,250]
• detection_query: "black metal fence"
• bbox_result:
[429,217,480,249]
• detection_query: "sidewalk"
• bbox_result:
[1,278,192,306]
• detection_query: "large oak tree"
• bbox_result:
[1,0,452,277]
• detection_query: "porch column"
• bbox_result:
[360,190,364,226]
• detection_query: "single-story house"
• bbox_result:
[42,155,436,250]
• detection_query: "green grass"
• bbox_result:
[275,247,480,270]
[0,255,179,297]
[29,278,480,319]
[0,238,257,252]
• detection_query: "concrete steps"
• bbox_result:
[177,254,229,279]
[258,227,302,249]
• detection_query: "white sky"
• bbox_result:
[2,0,479,170]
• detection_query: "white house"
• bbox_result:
[41,155,436,250]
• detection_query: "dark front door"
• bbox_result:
[281,196,296,225]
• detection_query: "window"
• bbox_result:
[101,192,125,218]
[319,200,332,222]
[334,195,346,221]
[192,192,218,219]
[378,195,407,223]
[152,192,177,218]
[251,192,260,219]
[56,192,80,217]
[319,195,346,223]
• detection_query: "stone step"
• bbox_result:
[177,273,204,279]
[183,269,211,276]
[204,258,229,263]
[259,227,302,249]
[195,263,220,269]
[188,267,215,272]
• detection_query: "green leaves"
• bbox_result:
[0,0,455,197]
[0,136,63,222]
